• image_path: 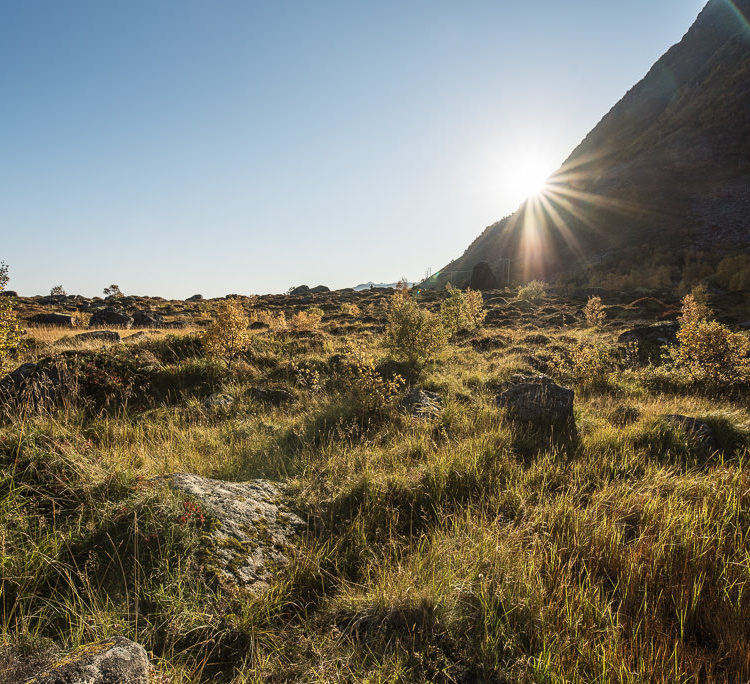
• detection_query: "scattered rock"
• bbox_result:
[249,387,294,405]
[167,473,305,591]
[401,388,443,417]
[203,393,234,409]
[289,285,310,296]
[0,361,67,407]
[70,331,121,344]
[132,310,164,327]
[469,261,498,290]
[662,414,716,451]
[187,294,203,302]
[618,322,679,345]
[23,636,149,684]
[496,377,575,425]
[27,313,74,327]
[89,307,134,328]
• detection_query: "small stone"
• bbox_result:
[203,393,234,409]
[401,388,443,417]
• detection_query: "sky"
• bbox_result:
[1,0,708,298]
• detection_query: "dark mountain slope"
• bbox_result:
[431,0,750,288]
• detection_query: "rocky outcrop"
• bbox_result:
[187,294,203,301]
[289,285,310,295]
[469,262,498,291]
[89,308,133,328]
[132,310,164,328]
[24,636,149,684]
[496,376,575,425]
[310,285,330,293]
[28,313,75,327]
[167,473,305,591]
[70,331,121,344]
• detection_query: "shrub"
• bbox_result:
[385,294,447,363]
[0,263,22,375]
[201,300,251,369]
[49,285,66,296]
[678,290,711,327]
[672,319,750,388]
[517,280,546,303]
[555,340,617,389]
[290,307,323,330]
[340,302,360,316]
[583,295,606,328]
[440,286,485,337]
[341,344,404,414]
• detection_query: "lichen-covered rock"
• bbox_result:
[27,313,75,327]
[496,377,575,425]
[401,388,443,417]
[203,393,234,409]
[662,414,716,451]
[168,473,305,591]
[24,636,149,684]
[70,331,121,344]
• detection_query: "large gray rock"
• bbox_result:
[89,307,133,328]
[70,331,121,344]
[289,285,310,295]
[132,310,164,327]
[28,313,74,327]
[310,285,330,293]
[187,294,203,302]
[662,414,716,451]
[24,636,149,684]
[618,322,679,345]
[167,473,305,591]
[496,377,574,425]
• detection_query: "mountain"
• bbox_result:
[429,0,750,290]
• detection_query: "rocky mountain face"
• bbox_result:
[432,0,750,288]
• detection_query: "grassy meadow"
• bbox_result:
[1,285,749,682]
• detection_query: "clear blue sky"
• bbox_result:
[1,0,707,298]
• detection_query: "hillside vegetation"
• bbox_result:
[1,283,749,682]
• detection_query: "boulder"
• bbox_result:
[203,393,234,409]
[618,322,679,345]
[70,331,121,344]
[662,414,716,451]
[310,285,330,293]
[0,361,67,407]
[132,310,164,327]
[739,320,750,330]
[496,377,575,425]
[249,320,269,330]
[401,388,443,417]
[89,308,133,329]
[469,262,498,291]
[167,473,305,591]
[249,387,294,405]
[187,294,203,302]
[289,285,310,296]
[24,636,149,684]
[28,313,74,327]
[0,290,17,297]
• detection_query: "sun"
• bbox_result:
[495,149,558,208]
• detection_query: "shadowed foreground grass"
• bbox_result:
[1,299,750,682]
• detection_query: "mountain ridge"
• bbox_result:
[430,0,750,290]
